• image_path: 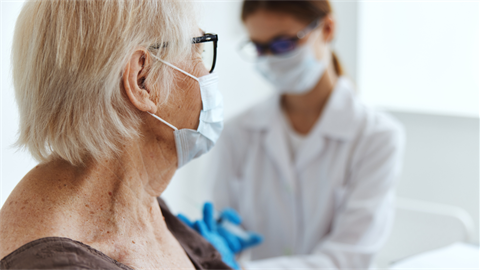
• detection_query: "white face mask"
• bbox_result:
[149,55,223,168]
[255,36,330,95]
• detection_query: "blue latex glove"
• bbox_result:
[178,203,240,270]
[216,208,263,254]
[178,202,263,269]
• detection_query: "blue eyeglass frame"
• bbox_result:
[251,19,321,56]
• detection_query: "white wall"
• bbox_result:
[392,111,479,242]
[358,1,479,117]
[1,1,38,208]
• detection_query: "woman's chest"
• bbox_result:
[238,135,351,192]
[233,138,352,245]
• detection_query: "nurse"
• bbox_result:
[210,1,405,269]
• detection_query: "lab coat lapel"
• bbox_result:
[263,106,297,192]
[241,95,297,191]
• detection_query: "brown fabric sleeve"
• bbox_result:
[0,237,131,270]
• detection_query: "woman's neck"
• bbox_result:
[82,134,176,212]
[47,126,180,245]
[281,61,338,135]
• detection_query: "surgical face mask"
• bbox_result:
[148,55,223,168]
[255,35,331,95]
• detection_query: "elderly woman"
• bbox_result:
[0,1,227,269]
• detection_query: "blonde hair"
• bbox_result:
[12,0,197,165]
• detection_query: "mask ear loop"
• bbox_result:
[148,112,178,131]
[148,54,203,131]
[150,54,200,82]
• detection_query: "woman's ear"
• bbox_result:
[123,48,157,114]
[322,15,335,43]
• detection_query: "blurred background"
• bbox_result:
[1,0,479,268]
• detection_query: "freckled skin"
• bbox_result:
[0,30,207,270]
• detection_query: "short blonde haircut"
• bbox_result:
[12,0,197,165]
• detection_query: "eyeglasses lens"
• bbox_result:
[270,39,296,55]
[201,41,214,72]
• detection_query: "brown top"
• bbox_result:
[0,198,231,270]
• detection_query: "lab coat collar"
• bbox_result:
[242,77,360,141]
[314,77,360,141]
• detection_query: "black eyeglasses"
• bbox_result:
[193,33,218,73]
[150,33,218,73]
[239,19,321,61]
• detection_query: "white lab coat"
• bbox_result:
[210,77,405,269]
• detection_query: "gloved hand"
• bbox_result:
[178,202,263,270]
[215,207,263,254]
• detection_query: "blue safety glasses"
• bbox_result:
[239,19,322,61]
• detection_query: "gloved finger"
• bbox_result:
[226,258,241,270]
[218,226,242,253]
[203,202,217,231]
[220,208,242,225]
[177,214,194,228]
[240,232,264,250]
[193,220,211,237]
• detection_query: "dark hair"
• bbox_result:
[241,0,344,76]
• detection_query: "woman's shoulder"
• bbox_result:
[349,105,405,163]
[348,105,405,157]
[0,237,131,269]
[335,77,404,138]
[361,107,404,138]
[0,162,79,259]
